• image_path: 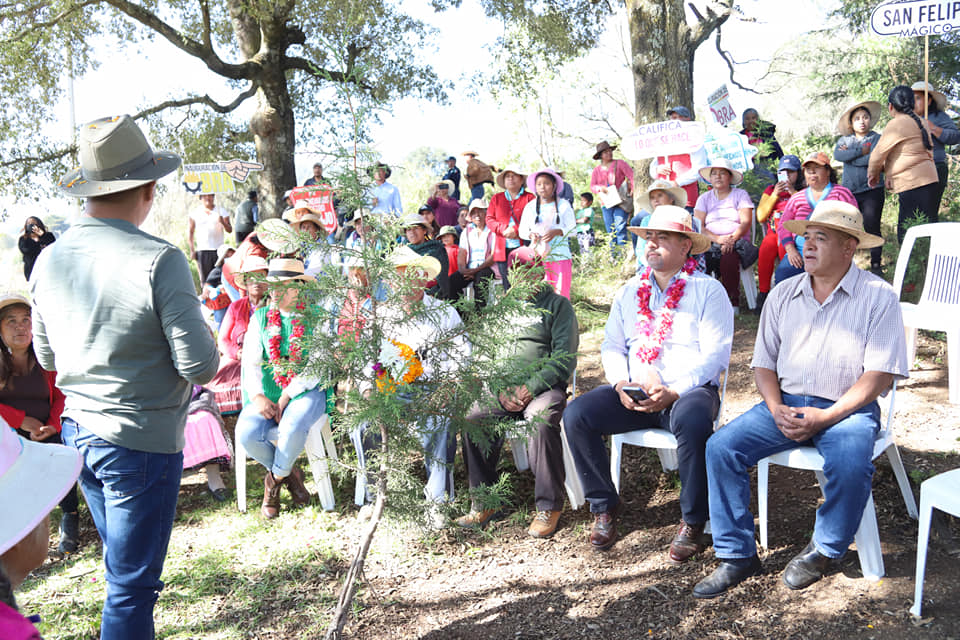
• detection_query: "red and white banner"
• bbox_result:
[291,185,337,233]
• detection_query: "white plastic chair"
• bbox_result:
[235,413,338,513]
[892,222,960,404]
[757,382,919,581]
[610,370,728,490]
[509,370,585,509]
[740,265,758,311]
[910,468,960,617]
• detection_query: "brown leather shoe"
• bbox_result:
[669,520,706,563]
[528,510,561,538]
[261,472,283,519]
[286,466,312,507]
[589,501,622,551]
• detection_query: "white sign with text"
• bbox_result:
[871,0,960,36]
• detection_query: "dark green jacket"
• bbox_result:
[408,238,450,299]
[519,285,579,396]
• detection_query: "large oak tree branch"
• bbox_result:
[134,84,259,117]
[284,56,374,92]
[687,0,733,49]
[103,0,254,79]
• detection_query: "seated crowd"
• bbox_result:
[5,82,948,634]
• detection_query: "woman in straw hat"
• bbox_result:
[236,258,328,518]
[868,85,940,244]
[911,81,959,214]
[834,101,885,274]
[283,204,329,277]
[0,293,83,555]
[519,168,577,299]
[776,152,856,285]
[694,159,754,313]
[0,425,81,636]
[590,140,634,251]
[487,167,535,290]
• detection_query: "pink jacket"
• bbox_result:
[590,160,634,195]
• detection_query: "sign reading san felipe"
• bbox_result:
[620,120,706,161]
[291,185,338,233]
[871,0,960,36]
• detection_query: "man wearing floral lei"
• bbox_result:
[563,205,733,558]
[237,258,329,519]
[351,245,470,521]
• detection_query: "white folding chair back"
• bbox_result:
[235,413,338,513]
[910,468,960,617]
[892,222,960,404]
[610,369,728,492]
[757,382,918,581]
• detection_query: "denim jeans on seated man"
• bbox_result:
[236,388,328,478]
[61,419,183,640]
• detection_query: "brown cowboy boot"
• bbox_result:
[261,471,283,519]
[286,466,312,507]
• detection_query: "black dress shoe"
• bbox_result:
[692,556,762,599]
[782,541,844,590]
[207,486,229,503]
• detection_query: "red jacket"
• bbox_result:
[486,190,535,262]
[0,368,65,433]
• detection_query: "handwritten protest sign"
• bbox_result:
[291,185,338,233]
[707,85,737,127]
[620,120,706,160]
[701,128,758,174]
[182,159,264,195]
[871,0,960,36]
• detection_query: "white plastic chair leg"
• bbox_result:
[740,266,757,310]
[610,436,624,493]
[510,436,530,471]
[656,448,679,471]
[560,425,584,509]
[304,415,337,511]
[911,491,934,617]
[758,458,769,549]
[236,439,248,513]
[884,444,919,519]
[905,326,918,367]
[948,328,959,405]
[853,492,885,581]
[350,425,368,507]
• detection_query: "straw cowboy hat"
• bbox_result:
[266,258,315,283]
[783,200,884,249]
[349,207,373,225]
[495,166,527,189]
[282,206,324,230]
[911,81,948,112]
[234,256,268,290]
[698,158,744,185]
[628,205,712,255]
[58,114,181,197]
[593,141,617,160]
[525,167,565,194]
[214,244,235,267]
[836,100,882,135]
[636,179,688,212]
[0,293,31,315]
[400,212,430,229]
[468,198,489,212]
[462,150,479,157]
[0,421,82,557]
[388,245,441,280]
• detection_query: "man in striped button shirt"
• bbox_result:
[694,200,908,598]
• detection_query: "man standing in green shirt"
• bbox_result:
[31,115,219,640]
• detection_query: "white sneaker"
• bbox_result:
[732,306,740,317]
[425,503,446,531]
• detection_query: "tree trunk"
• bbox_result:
[250,65,298,220]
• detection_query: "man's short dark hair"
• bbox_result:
[247,190,257,200]
[580,192,594,204]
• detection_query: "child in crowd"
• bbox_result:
[455,206,469,237]
[438,226,461,277]
[575,193,595,253]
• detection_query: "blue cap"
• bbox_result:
[447,156,456,162]
[666,106,692,119]
[778,155,802,172]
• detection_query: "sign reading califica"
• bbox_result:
[871,0,960,36]
[620,120,706,160]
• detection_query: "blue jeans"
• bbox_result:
[236,388,327,477]
[61,418,182,640]
[601,206,628,249]
[470,183,485,202]
[706,394,880,560]
[773,254,804,285]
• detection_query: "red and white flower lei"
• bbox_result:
[266,302,307,388]
[634,258,697,364]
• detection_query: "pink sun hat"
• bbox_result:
[0,420,82,556]
[525,167,565,195]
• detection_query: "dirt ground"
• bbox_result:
[347,320,960,640]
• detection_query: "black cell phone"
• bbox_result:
[622,385,649,402]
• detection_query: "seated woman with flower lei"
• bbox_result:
[236,258,330,519]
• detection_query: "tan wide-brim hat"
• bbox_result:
[266,258,315,283]
[58,114,181,197]
[462,150,479,157]
[628,205,712,255]
[468,198,489,212]
[495,167,527,189]
[0,293,31,315]
[349,207,373,225]
[283,206,324,230]
[0,423,82,556]
[636,179,687,213]
[783,200,884,249]
[235,256,269,290]
[400,212,429,229]
[389,245,441,280]
[836,100,882,136]
[911,81,948,112]
[698,158,743,186]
